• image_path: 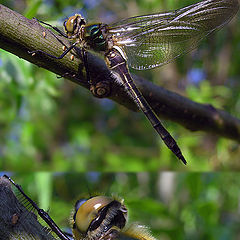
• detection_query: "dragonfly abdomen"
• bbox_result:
[106,48,187,164]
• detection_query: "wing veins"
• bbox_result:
[107,0,239,69]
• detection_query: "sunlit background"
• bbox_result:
[3,172,240,240]
[0,0,240,171]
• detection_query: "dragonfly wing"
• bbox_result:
[109,0,239,70]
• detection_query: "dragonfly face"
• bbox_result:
[63,14,86,40]
[72,196,127,240]
[72,196,157,240]
[3,175,156,240]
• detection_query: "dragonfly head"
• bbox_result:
[63,14,86,39]
[72,196,128,240]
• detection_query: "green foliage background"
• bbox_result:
[0,0,240,171]
[8,172,240,240]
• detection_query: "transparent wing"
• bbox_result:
[108,0,239,70]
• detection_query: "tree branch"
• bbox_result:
[0,4,240,141]
[0,176,56,240]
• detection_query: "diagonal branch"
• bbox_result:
[0,4,240,141]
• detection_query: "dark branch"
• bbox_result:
[0,4,240,141]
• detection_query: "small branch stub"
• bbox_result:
[90,81,112,98]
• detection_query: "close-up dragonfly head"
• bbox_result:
[72,196,128,240]
[63,14,86,39]
[1,173,159,240]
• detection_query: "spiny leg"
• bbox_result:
[29,41,78,59]
[33,17,69,51]
[3,175,71,240]
[30,17,78,59]
[30,18,102,103]
[33,17,67,38]
[29,26,90,85]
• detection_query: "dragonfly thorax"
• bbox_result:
[83,24,109,52]
[64,14,109,52]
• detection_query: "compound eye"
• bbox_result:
[74,196,112,233]
[75,199,87,212]
[64,15,77,34]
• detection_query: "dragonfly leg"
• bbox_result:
[33,17,67,38]
[3,175,71,240]
[29,41,78,59]
[30,18,79,60]
[81,48,91,85]
[80,48,111,97]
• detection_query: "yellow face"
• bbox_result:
[71,196,157,240]
[63,14,86,39]
[64,15,77,34]
[74,196,113,233]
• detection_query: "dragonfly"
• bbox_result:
[3,175,157,240]
[30,0,239,164]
